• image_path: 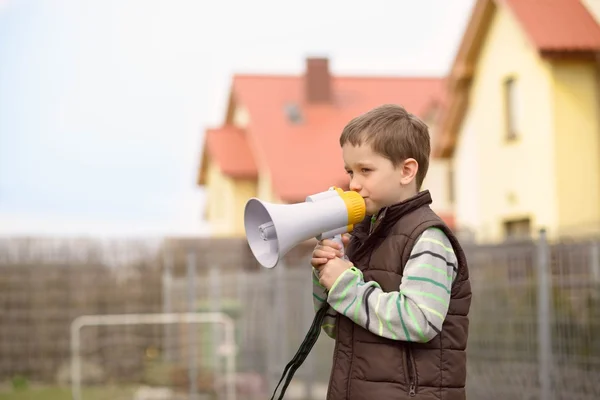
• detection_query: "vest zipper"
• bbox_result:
[406,346,417,397]
[409,382,416,397]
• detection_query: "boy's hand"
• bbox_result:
[310,234,351,268]
[317,257,353,290]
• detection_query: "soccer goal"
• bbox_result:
[70,312,237,400]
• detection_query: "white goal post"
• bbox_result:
[70,312,237,400]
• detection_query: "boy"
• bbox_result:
[311,104,472,400]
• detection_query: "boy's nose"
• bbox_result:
[349,179,361,192]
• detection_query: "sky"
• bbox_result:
[0,0,475,238]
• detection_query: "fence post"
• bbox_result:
[162,251,174,362]
[209,265,222,375]
[590,240,600,285]
[187,250,198,400]
[236,270,247,363]
[536,228,553,400]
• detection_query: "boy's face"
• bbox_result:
[342,142,418,216]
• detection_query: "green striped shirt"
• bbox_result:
[312,227,458,342]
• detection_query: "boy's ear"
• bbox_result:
[400,158,418,185]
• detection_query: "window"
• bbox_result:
[503,77,519,141]
[503,217,531,240]
[284,103,303,124]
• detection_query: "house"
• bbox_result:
[434,0,600,242]
[197,57,454,237]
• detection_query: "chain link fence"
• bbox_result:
[0,231,599,399]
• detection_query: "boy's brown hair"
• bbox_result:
[339,104,431,189]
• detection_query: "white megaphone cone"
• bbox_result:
[244,187,366,269]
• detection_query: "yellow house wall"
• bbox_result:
[233,104,250,127]
[453,107,481,238]
[422,158,453,216]
[232,178,258,236]
[552,61,600,234]
[205,159,236,236]
[423,117,453,216]
[453,3,558,242]
[205,159,258,237]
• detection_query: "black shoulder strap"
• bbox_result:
[269,302,329,399]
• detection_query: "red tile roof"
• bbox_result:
[204,126,257,179]
[231,75,444,202]
[504,0,600,52]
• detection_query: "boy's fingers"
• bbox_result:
[313,249,336,259]
[311,258,329,267]
[317,243,339,252]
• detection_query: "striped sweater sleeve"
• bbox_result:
[325,227,458,342]
[312,267,338,338]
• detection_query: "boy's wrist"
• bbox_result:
[327,266,363,306]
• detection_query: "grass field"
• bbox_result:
[0,385,136,400]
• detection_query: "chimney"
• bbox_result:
[305,57,332,104]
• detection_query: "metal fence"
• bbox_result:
[0,232,599,399]
[463,231,600,400]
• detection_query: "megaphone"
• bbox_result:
[244,187,366,269]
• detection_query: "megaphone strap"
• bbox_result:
[269,302,330,400]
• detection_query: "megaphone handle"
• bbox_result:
[332,234,349,261]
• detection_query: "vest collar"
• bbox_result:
[353,190,433,241]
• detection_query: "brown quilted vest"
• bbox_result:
[326,190,472,400]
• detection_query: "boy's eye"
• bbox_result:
[345,170,353,176]
[361,168,371,173]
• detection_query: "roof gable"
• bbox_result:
[434,0,600,158]
[505,0,600,53]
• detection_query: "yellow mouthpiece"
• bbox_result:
[332,187,366,228]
